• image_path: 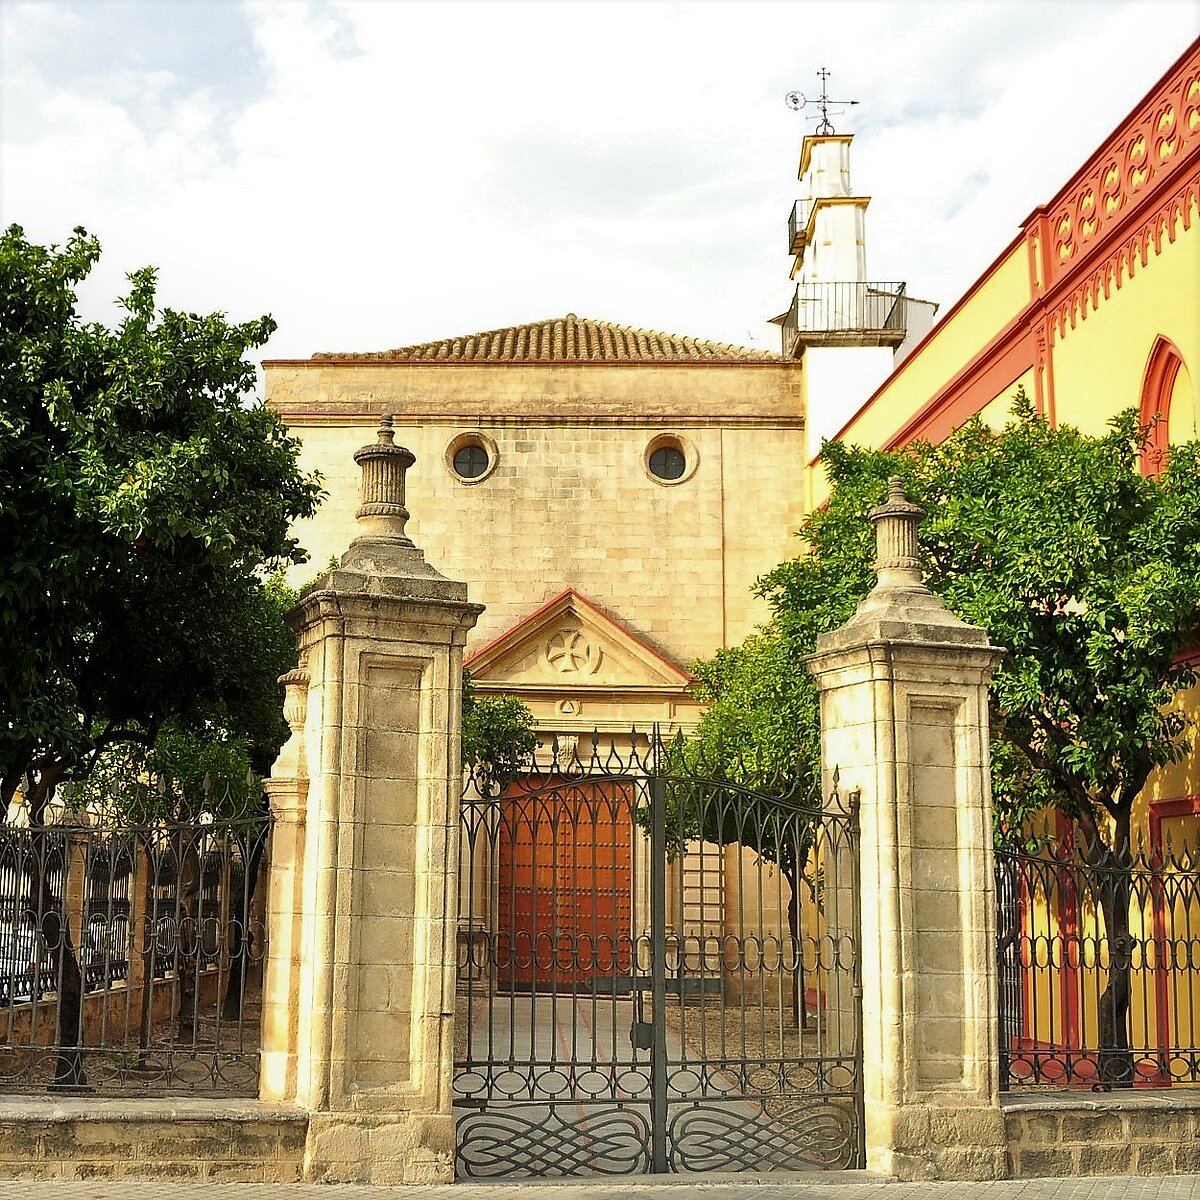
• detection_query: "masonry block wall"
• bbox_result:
[266,356,804,662]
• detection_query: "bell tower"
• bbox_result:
[777,72,936,459]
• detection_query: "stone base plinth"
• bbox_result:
[304,1109,454,1184]
[0,1098,307,1181]
[1004,1091,1200,1177]
[872,1100,1008,1181]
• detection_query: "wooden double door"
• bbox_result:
[495,779,635,989]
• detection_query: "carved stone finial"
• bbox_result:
[867,476,925,591]
[353,413,416,545]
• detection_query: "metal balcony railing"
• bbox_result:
[788,199,811,254]
[780,281,908,355]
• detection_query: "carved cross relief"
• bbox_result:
[544,628,602,675]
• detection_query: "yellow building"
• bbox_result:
[786,39,1198,1090]
[803,38,1199,510]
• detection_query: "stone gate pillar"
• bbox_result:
[804,478,1007,1181]
[262,416,482,1184]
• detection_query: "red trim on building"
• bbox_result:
[811,230,1027,463]
[884,323,1035,449]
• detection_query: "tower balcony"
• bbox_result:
[788,199,812,254]
[779,281,908,356]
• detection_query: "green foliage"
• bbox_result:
[69,724,259,823]
[692,395,1200,851]
[461,670,537,791]
[0,225,322,814]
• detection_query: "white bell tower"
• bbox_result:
[776,73,936,460]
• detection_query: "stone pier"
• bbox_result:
[260,416,481,1183]
[806,477,1007,1181]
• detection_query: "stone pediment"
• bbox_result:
[465,590,693,695]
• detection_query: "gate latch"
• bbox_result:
[630,1020,653,1051]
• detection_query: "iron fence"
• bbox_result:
[995,834,1200,1089]
[0,802,269,1095]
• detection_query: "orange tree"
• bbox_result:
[688,396,1200,1079]
[0,226,321,1083]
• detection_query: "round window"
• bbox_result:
[643,433,697,486]
[445,432,499,483]
[648,445,686,481]
[453,443,490,479]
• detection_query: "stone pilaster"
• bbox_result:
[260,668,309,1104]
[264,416,482,1183]
[804,477,1007,1181]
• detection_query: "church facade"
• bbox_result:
[265,316,803,735]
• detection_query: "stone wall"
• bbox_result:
[1004,1093,1200,1177]
[267,359,804,662]
[0,1099,307,1181]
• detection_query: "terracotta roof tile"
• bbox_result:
[312,314,779,363]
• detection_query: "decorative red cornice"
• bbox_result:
[1042,154,1199,342]
[1037,39,1199,290]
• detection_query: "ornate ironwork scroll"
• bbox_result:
[454,729,863,1177]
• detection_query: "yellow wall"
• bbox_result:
[806,244,1031,510]
[1049,201,1200,437]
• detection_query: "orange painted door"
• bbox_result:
[497,781,634,990]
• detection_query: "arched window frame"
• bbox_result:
[1139,336,1185,477]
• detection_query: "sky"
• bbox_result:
[1,0,1198,368]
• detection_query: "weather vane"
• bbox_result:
[785,68,858,135]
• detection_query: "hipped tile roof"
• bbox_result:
[313,314,779,363]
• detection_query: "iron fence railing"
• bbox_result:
[788,199,811,253]
[0,806,269,1095]
[780,281,907,355]
[995,835,1200,1089]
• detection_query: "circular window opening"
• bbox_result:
[445,432,499,484]
[453,443,490,479]
[643,434,697,486]
[648,445,686,481]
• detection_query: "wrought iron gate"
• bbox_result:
[454,730,863,1177]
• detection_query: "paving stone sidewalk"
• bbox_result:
[14,1175,1200,1200]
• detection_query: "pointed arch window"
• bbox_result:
[1139,337,1189,477]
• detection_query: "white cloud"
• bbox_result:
[0,0,1196,367]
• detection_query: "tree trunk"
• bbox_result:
[1088,810,1134,1088]
[23,773,88,1089]
[175,829,201,1040]
[783,859,807,1032]
[32,833,87,1090]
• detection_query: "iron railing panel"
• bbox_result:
[996,834,1200,1090]
[454,729,863,1177]
[780,281,907,355]
[0,802,269,1096]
